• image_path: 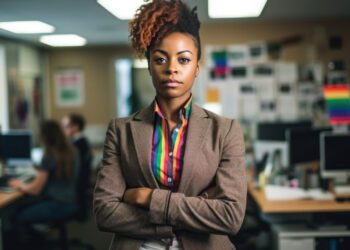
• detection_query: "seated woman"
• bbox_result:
[9,120,79,228]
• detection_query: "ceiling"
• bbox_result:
[0,0,349,47]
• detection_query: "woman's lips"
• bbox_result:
[163,80,181,87]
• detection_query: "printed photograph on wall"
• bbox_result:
[55,68,84,107]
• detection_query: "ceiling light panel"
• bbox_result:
[40,34,87,47]
[208,0,268,18]
[0,21,55,34]
[97,0,144,20]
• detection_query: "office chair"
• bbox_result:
[46,153,95,250]
[229,194,271,250]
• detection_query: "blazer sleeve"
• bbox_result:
[148,119,247,235]
[93,119,173,239]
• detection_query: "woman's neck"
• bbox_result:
[156,95,190,123]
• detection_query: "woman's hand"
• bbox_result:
[202,186,216,199]
[123,187,153,209]
[8,179,24,191]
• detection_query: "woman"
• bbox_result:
[9,120,78,226]
[94,1,247,249]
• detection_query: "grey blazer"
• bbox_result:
[93,102,247,250]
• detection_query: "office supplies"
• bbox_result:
[264,185,334,201]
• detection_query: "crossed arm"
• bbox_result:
[93,119,247,239]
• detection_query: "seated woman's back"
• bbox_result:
[38,120,79,204]
[39,150,79,204]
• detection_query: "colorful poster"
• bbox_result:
[55,68,84,107]
[323,84,350,125]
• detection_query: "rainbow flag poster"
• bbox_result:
[323,84,350,125]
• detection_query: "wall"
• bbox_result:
[200,19,350,77]
[47,45,133,125]
[46,19,350,126]
[0,46,8,131]
[0,38,45,140]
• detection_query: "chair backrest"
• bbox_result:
[74,138,93,222]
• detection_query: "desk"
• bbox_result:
[248,183,350,249]
[0,191,24,250]
[248,182,350,213]
[0,191,23,209]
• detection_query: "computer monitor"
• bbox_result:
[0,131,32,163]
[257,121,312,141]
[320,132,350,178]
[287,127,332,166]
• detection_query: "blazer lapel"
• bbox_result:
[130,102,159,188]
[178,104,210,193]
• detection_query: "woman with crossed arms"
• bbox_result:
[94,1,247,249]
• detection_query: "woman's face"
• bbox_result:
[149,32,200,103]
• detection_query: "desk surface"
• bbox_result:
[0,190,23,209]
[248,183,350,213]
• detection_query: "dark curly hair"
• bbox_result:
[129,0,201,60]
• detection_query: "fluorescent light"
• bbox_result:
[97,0,144,20]
[40,34,87,47]
[208,0,267,18]
[0,21,55,34]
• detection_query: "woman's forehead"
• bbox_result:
[152,32,197,53]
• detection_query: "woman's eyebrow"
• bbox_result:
[153,49,193,55]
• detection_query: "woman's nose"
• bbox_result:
[166,60,178,74]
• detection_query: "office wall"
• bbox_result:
[47,19,350,126]
[47,46,133,125]
[0,38,45,138]
[0,46,8,131]
[200,19,350,77]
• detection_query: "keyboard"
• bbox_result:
[0,174,33,192]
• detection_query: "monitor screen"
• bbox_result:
[257,121,312,141]
[0,132,32,161]
[320,132,350,178]
[287,127,332,165]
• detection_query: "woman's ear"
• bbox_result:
[195,61,200,77]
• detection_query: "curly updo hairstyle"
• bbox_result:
[129,0,201,60]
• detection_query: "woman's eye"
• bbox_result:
[155,57,167,64]
[179,58,190,64]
